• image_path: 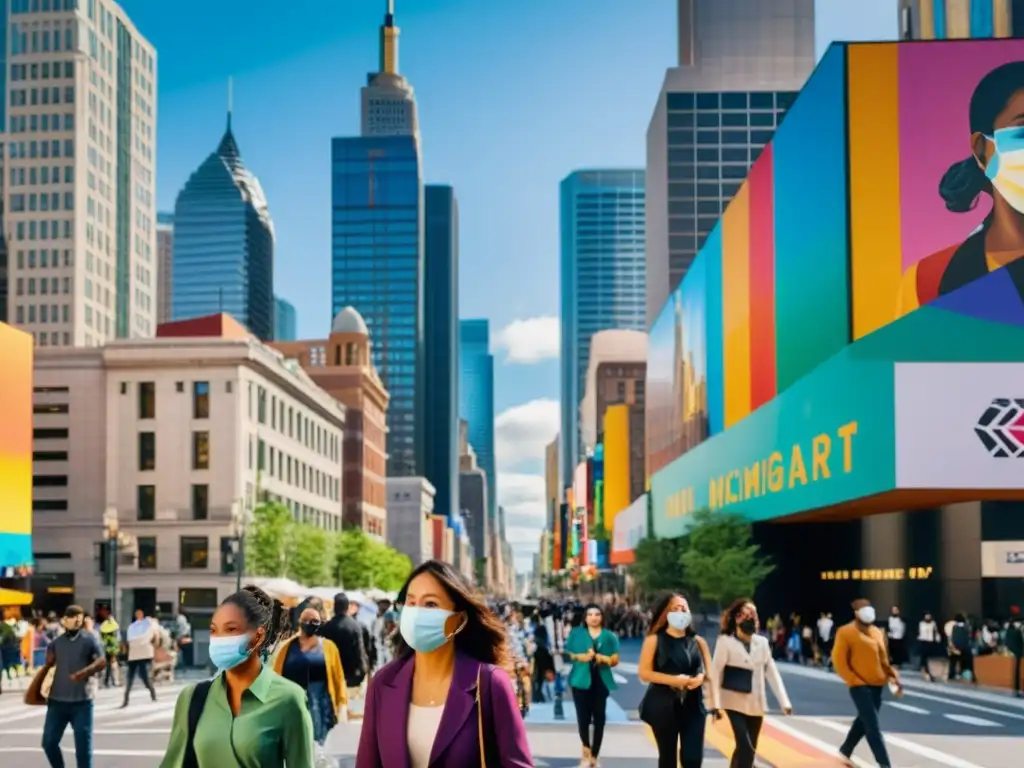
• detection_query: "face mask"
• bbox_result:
[400,606,456,653]
[666,611,692,631]
[738,619,757,635]
[300,622,320,637]
[985,126,1024,214]
[208,633,255,671]
[856,606,876,625]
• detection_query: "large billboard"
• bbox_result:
[0,324,33,569]
[602,404,631,533]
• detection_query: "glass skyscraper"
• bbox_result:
[423,185,459,518]
[172,115,275,340]
[559,169,646,481]
[274,295,297,341]
[459,319,496,527]
[331,134,424,477]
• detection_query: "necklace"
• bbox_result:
[418,674,452,706]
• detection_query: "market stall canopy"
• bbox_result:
[243,577,307,607]
[0,587,33,606]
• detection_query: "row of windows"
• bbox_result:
[668,110,780,130]
[667,129,776,146]
[11,0,78,13]
[11,218,73,242]
[249,383,340,462]
[9,163,75,186]
[666,91,798,111]
[251,437,341,504]
[13,302,70,325]
[10,87,76,108]
[15,275,71,295]
[135,380,210,420]
[10,191,75,212]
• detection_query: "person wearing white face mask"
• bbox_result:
[638,593,716,768]
[831,599,901,768]
[897,61,1024,322]
[160,585,313,767]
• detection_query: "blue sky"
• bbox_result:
[124,0,896,569]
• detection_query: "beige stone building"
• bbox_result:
[30,314,346,625]
[269,307,389,538]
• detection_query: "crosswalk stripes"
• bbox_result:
[0,683,187,734]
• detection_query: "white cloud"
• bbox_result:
[499,473,547,574]
[495,399,559,470]
[494,316,560,364]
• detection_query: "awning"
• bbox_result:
[0,588,33,606]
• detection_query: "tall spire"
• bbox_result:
[226,76,233,131]
[379,0,400,75]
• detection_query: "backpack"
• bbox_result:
[182,680,213,768]
[950,623,971,652]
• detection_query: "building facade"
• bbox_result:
[386,476,434,567]
[270,307,389,538]
[645,0,814,324]
[361,0,420,142]
[423,185,459,519]
[172,115,275,341]
[560,170,646,481]
[458,418,489,574]
[458,319,496,529]
[156,212,174,324]
[330,134,423,477]
[899,0,1020,38]
[579,329,648,453]
[4,0,158,347]
[30,314,345,622]
[274,295,296,342]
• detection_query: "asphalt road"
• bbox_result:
[2,642,1021,766]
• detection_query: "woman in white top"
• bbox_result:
[712,599,792,768]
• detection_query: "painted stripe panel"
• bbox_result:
[947,0,973,37]
[748,144,776,410]
[920,0,937,38]
[722,183,751,428]
[970,0,995,37]
[994,0,1012,36]
[934,0,948,37]
[849,44,903,340]
[704,226,725,436]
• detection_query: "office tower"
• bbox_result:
[331,134,424,477]
[459,319,497,528]
[645,0,814,324]
[4,0,158,347]
[172,106,275,341]
[156,212,173,324]
[361,0,420,141]
[559,169,646,481]
[423,185,459,518]
[274,295,296,341]
[899,0,1018,38]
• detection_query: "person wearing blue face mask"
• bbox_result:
[638,593,717,768]
[355,559,533,768]
[897,61,1024,321]
[160,585,314,768]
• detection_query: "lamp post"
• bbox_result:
[230,498,250,592]
[102,507,133,624]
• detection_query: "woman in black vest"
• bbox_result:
[638,593,719,768]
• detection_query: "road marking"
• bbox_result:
[113,707,178,726]
[900,688,1024,721]
[811,717,988,768]
[6,747,166,757]
[887,701,930,715]
[612,673,629,684]
[5,728,172,735]
[617,662,639,674]
[765,717,872,768]
[943,713,1001,727]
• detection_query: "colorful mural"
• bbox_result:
[0,323,33,569]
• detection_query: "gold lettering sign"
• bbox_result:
[665,486,696,519]
[821,566,933,582]
[709,421,858,512]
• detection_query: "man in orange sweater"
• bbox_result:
[831,599,901,768]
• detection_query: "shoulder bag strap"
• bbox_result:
[476,666,487,768]
[476,664,500,768]
[183,680,214,768]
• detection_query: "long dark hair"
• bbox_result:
[222,585,291,657]
[940,61,1024,212]
[647,592,694,637]
[721,597,754,636]
[393,560,509,667]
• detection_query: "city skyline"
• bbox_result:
[13,0,901,569]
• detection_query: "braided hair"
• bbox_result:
[221,585,291,659]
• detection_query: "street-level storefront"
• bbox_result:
[649,304,1024,621]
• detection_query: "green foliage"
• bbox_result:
[246,502,293,578]
[334,528,413,591]
[677,508,774,607]
[630,536,689,596]
[285,523,332,586]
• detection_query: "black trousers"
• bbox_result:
[649,700,706,768]
[840,685,891,768]
[725,711,763,768]
[122,659,156,703]
[1013,654,1022,695]
[572,685,609,757]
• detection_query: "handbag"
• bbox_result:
[24,664,54,707]
[721,665,754,694]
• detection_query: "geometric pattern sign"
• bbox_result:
[975,398,1024,458]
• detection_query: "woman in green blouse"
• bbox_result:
[564,604,620,767]
[160,585,314,767]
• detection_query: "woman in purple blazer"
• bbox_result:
[356,560,534,768]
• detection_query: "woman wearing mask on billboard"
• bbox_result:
[897,61,1024,318]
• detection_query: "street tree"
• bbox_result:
[630,535,689,596]
[372,545,413,591]
[678,508,774,607]
[246,501,294,578]
[334,528,413,591]
[286,523,333,586]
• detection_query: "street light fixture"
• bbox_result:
[102,507,134,624]
[230,498,251,592]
